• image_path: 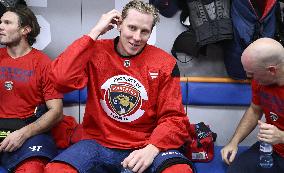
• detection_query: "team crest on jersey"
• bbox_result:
[4,81,13,90]
[124,60,130,67]
[100,75,148,122]
[109,86,139,115]
[269,112,278,122]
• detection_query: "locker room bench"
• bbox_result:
[180,77,251,173]
[0,77,251,173]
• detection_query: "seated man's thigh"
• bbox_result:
[50,140,129,173]
[1,134,57,171]
[149,150,194,173]
[274,152,284,173]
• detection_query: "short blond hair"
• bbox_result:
[122,0,160,28]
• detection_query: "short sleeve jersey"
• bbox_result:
[252,80,284,157]
[0,48,62,119]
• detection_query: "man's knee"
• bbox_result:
[161,164,193,173]
[14,157,48,173]
[44,162,78,173]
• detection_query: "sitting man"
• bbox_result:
[0,5,63,173]
[221,38,284,173]
[45,0,193,173]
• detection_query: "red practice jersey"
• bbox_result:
[252,80,284,157]
[50,36,190,150]
[0,48,62,119]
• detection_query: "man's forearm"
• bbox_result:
[230,104,262,145]
[24,99,63,138]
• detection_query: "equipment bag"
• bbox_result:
[184,122,217,162]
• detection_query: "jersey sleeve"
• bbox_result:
[41,61,63,101]
[50,35,95,93]
[147,62,190,151]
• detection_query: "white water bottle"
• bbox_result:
[259,141,273,168]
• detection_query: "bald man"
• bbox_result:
[221,38,284,173]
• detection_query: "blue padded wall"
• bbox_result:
[180,82,251,106]
[63,87,88,104]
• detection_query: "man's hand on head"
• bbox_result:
[88,9,122,40]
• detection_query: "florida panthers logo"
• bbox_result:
[4,81,13,90]
[100,75,148,122]
[269,112,278,122]
[110,89,138,115]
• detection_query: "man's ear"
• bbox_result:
[267,65,277,75]
[117,23,121,32]
[21,25,31,36]
[116,19,122,32]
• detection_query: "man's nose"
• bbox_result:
[0,23,5,31]
[133,31,141,41]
